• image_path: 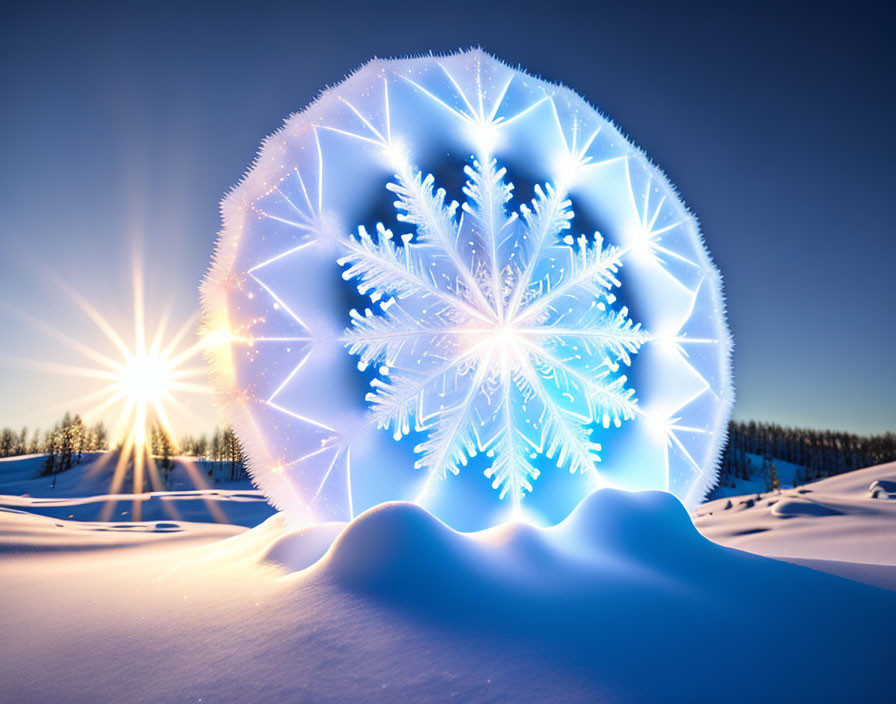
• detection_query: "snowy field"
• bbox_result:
[0,453,275,529]
[2,454,895,702]
[697,463,896,590]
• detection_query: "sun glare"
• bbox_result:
[11,262,215,517]
[120,355,171,405]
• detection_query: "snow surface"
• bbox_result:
[2,456,895,702]
[696,461,896,589]
[0,453,276,528]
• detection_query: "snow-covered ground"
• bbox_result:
[0,453,275,528]
[2,455,895,702]
[697,462,896,590]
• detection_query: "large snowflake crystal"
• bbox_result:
[342,158,648,506]
[201,49,733,530]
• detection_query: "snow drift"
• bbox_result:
[4,483,894,703]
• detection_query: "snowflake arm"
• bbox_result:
[461,158,518,312]
[525,324,647,372]
[525,344,640,427]
[515,235,623,323]
[517,359,601,476]
[414,354,492,480]
[366,376,417,440]
[588,374,639,428]
[343,306,463,368]
[387,169,492,312]
[339,223,488,323]
[484,372,540,503]
[539,306,648,367]
[506,182,573,316]
[364,351,479,440]
[387,171,459,246]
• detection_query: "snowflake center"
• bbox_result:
[468,313,528,367]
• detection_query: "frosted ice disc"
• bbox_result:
[202,49,733,530]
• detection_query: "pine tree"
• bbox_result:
[149,426,160,458]
[72,415,84,465]
[93,421,108,451]
[28,427,41,455]
[212,429,222,464]
[42,427,58,478]
[0,428,14,457]
[15,427,28,455]
[767,456,780,492]
[158,426,174,473]
[222,427,236,480]
[57,413,74,472]
[196,434,208,459]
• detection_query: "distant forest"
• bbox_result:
[0,413,108,471]
[0,413,247,481]
[2,414,894,491]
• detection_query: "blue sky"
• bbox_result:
[0,0,893,436]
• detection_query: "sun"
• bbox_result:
[120,355,171,406]
[114,318,198,454]
[11,262,213,508]
[117,350,176,449]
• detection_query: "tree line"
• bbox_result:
[145,425,247,481]
[178,427,246,480]
[38,413,109,480]
[138,425,248,481]
[718,420,896,488]
[0,412,109,478]
[0,413,109,460]
[1,414,247,482]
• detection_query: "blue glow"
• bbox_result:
[201,49,733,530]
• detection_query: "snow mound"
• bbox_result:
[306,489,895,700]
[324,502,458,589]
[3,486,896,702]
[554,487,704,555]
[260,521,345,572]
[869,479,896,499]
[770,498,844,517]
[311,490,703,591]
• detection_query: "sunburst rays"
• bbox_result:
[5,260,215,520]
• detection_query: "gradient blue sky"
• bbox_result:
[0,0,893,437]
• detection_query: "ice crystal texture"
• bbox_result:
[342,159,647,506]
[201,49,733,530]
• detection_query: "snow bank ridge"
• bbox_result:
[308,489,712,594]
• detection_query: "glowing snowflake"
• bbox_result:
[342,158,648,507]
[201,49,734,530]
